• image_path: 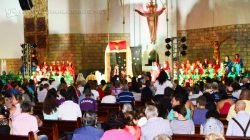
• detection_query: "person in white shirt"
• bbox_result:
[58,92,82,121]
[226,100,250,137]
[101,87,116,104]
[141,105,172,140]
[37,84,49,103]
[153,70,173,95]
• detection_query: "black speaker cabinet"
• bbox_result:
[19,0,33,10]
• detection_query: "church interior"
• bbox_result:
[0,0,250,140]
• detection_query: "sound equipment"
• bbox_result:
[19,0,33,11]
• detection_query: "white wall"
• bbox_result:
[177,0,250,30]
[48,0,130,34]
[0,0,23,59]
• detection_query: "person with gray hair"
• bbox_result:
[141,105,172,140]
[72,111,103,140]
[122,103,133,113]
[226,100,250,137]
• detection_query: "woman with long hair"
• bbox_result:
[43,88,58,120]
[9,93,23,120]
[124,111,141,140]
[101,112,134,140]
[153,70,173,95]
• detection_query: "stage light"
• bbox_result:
[166,44,172,49]
[165,38,171,43]
[181,44,188,50]
[181,37,186,42]
[32,43,37,48]
[21,44,26,48]
[165,51,171,56]
[181,50,187,56]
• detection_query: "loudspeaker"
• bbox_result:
[19,0,33,11]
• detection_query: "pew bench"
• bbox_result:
[0,131,35,140]
[42,118,81,140]
[172,134,250,140]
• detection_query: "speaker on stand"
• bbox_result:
[19,0,33,11]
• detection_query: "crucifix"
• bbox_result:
[135,0,165,44]
[201,32,231,61]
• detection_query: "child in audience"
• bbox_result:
[170,105,195,134]
[200,110,224,135]
[193,96,208,125]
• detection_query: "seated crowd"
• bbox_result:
[0,69,250,140]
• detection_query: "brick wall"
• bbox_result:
[0,59,22,74]
[177,24,250,70]
[47,33,130,73]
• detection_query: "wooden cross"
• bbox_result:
[201,32,231,61]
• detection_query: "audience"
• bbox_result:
[43,88,58,120]
[122,103,133,113]
[11,102,48,140]
[101,87,116,104]
[141,80,154,104]
[0,104,10,135]
[167,92,191,120]
[101,112,134,140]
[171,105,195,134]
[57,90,82,120]
[226,100,250,137]
[205,132,225,140]
[79,88,97,112]
[124,111,141,140]
[193,96,208,125]
[141,105,172,140]
[9,93,22,120]
[72,111,103,140]
[2,69,250,139]
[227,89,250,121]
[37,83,49,103]
[117,85,135,104]
[153,70,173,95]
[200,110,224,135]
[153,134,171,140]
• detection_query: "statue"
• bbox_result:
[135,0,165,44]
[202,33,231,61]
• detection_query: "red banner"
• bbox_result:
[109,40,126,51]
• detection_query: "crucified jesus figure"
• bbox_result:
[202,33,231,61]
[135,0,165,44]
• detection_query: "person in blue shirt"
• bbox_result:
[167,91,191,120]
[72,111,103,140]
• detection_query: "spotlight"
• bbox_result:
[181,37,186,42]
[181,50,187,56]
[181,44,188,50]
[166,44,172,49]
[32,43,37,48]
[165,38,171,43]
[21,44,26,48]
[165,51,171,56]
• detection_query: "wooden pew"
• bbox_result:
[38,124,58,140]
[98,103,120,112]
[43,117,81,139]
[97,103,120,122]
[0,131,35,140]
[195,125,228,134]
[172,134,250,140]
